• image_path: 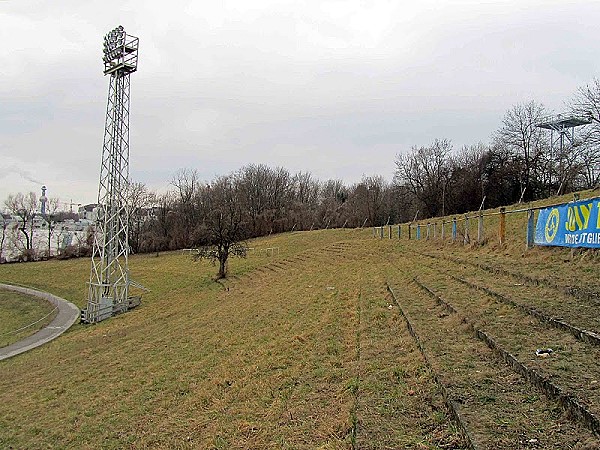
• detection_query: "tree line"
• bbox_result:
[131,167,398,255]
[134,81,600,255]
[3,80,600,267]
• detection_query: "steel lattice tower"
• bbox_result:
[537,115,592,195]
[82,26,140,323]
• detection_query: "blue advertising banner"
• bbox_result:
[535,197,600,248]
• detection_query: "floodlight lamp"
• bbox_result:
[102,25,139,75]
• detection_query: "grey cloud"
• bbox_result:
[2,0,600,206]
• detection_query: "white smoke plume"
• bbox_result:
[0,164,44,185]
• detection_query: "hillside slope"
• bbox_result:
[0,192,599,448]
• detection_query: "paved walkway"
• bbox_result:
[0,283,80,361]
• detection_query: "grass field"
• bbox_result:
[0,288,58,348]
[1,191,600,448]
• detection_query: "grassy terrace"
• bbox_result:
[1,191,599,448]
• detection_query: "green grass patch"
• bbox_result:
[0,288,57,348]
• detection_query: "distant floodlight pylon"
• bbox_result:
[81,25,142,323]
[536,114,592,196]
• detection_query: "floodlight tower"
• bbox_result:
[82,25,140,323]
[536,115,592,195]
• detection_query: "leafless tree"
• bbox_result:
[138,192,176,255]
[0,212,7,262]
[54,225,67,257]
[493,101,549,200]
[171,168,199,205]
[128,182,155,254]
[289,171,320,230]
[361,175,387,226]
[171,168,200,246]
[571,78,600,146]
[318,179,347,228]
[570,79,600,188]
[41,197,60,258]
[575,140,600,189]
[194,174,247,279]
[4,192,38,258]
[395,139,453,217]
[292,171,319,205]
[236,164,270,236]
[447,143,487,213]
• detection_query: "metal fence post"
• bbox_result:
[433,222,437,239]
[398,224,401,239]
[380,226,384,239]
[408,223,412,240]
[426,223,430,240]
[526,209,535,249]
[499,207,506,246]
[478,212,484,244]
[441,221,445,240]
[389,225,392,239]
[452,218,457,242]
[464,215,470,245]
[416,224,421,240]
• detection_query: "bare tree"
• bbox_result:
[138,191,174,255]
[292,171,319,205]
[4,192,38,258]
[194,175,248,279]
[171,168,199,205]
[361,175,386,226]
[395,139,453,217]
[0,212,7,262]
[128,182,155,254]
[572,78,600,146]
[493,101,548,200]
[290,171,320,230]
[41,197,60,258]
[576,140,600,188]
[236,164,273,236]
[171,168,200,246]
[448,143,487,213]
[318,179,347,228]
[345,182,369,227]
[570,79,600,188]
[55,225,67,257]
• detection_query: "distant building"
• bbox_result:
[78,204,99,221]
[1,213,14,225]
[33,215,46,228]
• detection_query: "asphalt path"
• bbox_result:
[0,283,80,361]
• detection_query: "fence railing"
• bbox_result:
[372,193,600,250]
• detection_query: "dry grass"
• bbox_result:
[353,272,468,449]
[415,265,600,419]
[402,188,600,294]
[1,191,599,448]
[381,248,600,449]
[0,228,464,448]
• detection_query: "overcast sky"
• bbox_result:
[1,0,599,207]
